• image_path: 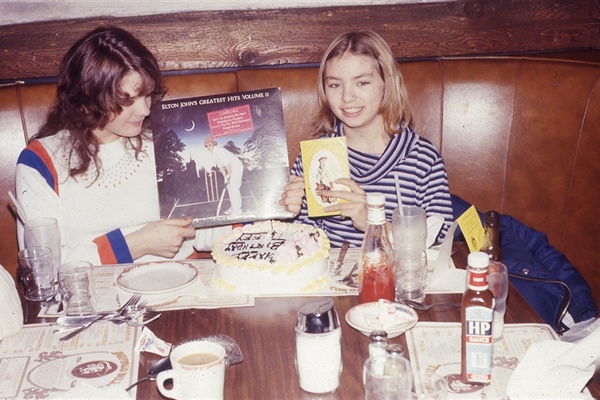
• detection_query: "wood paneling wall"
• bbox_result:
[0,0,599,81]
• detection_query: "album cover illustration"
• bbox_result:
[150,87,294,227]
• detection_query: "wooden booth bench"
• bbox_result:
[1,56,599,308]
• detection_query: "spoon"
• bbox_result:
[401,299,461,310]
[125,356,171,391]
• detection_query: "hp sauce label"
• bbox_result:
[464,306,493,382]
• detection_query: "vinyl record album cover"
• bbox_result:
[150,87,294,227]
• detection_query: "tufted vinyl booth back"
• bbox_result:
[1,57,599,306]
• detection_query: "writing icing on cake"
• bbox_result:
[212,221,330,294]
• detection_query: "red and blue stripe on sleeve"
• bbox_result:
[93,229,133,265]
[17,140,59,195]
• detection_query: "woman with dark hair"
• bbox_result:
[280,31,453,247]
[16,26,226,266]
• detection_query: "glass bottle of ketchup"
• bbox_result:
[358,193,395,304]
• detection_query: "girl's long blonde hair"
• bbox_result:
[313,30,412,137]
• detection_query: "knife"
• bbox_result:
[333,241,350,276]
[59,313,110,341]
[56,315,104,327]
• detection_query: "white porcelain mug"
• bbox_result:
[157,340,226,400]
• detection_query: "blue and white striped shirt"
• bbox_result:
[291,125,454,248]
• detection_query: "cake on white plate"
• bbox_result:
[211,221,330,294]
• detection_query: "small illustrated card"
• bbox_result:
[456,205,485,252]
[300,137,350,217]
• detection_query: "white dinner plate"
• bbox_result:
[345,300,418,338]
[116,261,199,294]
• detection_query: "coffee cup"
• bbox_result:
[157,340,227,400]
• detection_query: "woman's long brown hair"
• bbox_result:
[32,26,165,180]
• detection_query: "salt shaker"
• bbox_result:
[363,330,389,385]
[295,298,342,393]
[368,330,388,359]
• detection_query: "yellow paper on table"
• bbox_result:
[456,205,485,252]
[300,137,350,217]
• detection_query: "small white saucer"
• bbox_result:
[345,300,418,338]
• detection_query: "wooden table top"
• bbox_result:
[25,242,600,399]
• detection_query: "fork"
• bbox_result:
[113,306,161,327]
[59,293,141,341]
[337,262,358,284]
[123,310,162,327]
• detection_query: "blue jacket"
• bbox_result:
[452,195,598,332]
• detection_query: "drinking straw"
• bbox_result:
[394,172,404,216]
[8,190,30,227]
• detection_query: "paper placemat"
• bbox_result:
[0,322,139,399]
[405,322,558,399]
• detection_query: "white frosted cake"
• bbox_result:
[211,221,330,294]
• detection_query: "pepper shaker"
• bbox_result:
[295,298,342,393]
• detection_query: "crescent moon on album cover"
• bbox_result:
[185,120,195,131]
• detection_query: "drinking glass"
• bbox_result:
[392,206,427,256]
[395,248,428,303]
[58,261,95,316]
[411,373,448,399]
[18,246,58,301]
[24,217,61,283]
[488,261,508,339]
[364,353,413,400]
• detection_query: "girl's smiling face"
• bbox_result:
[324,52,386,138]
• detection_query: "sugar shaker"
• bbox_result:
[295,298,342,393]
